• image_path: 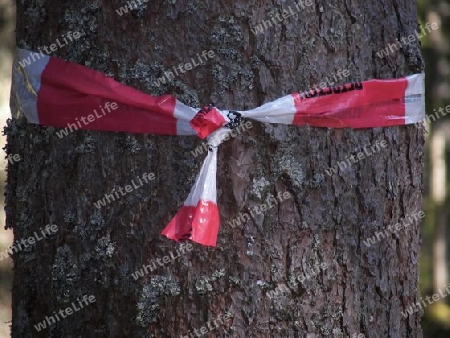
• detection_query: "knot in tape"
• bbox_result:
[206,126,235,151]
[205,111,244,152]
[225,111,243,130]
[190,104,227,139]
[190,106,244,140]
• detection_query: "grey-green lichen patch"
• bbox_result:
[247,235,256,255]
[150,41,164,53]
[82,49,113,76]
[128,1,148,19]
[186,1,198,14]
[73,225,89,240]
[75,134,96,154]
[270,261,280,275]
[116,59,161,93]
[23,0,46,25]
[195,278,213,295]
[215,47,239,61]
[327,8,347,40]
[208,15,255,102]
[163,0,178,19]
[89,211,106,230]
[29,126,52,145]
[211,268,226,280]
[61,4,100,58]
[256,280,270,290]
[250,56,263,73]
[169,81,201,107]
[232,66,256,95]
[210,16,245,47]
[251,176,270,199]
[123,135,142,154]
[309,172,325,188]
[124,56,202,106]
[95,233,116,258]
[16,211,31,232]
[144,136,159,153]
[194,269,225,295]
[16,185,28,203]
[312,234,321,249]
[52,244,79,300]
[270,296,296,321]
[331,310,343,321]
[228,276,242,287]
[136,276,181,326]
[211,64,236,95]
[272,153,304,188]
[63,209,76,223]
[83,1,102,12]
[320,326,333,335]
[136,288,161,326]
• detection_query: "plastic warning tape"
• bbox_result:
[11,49,425,246]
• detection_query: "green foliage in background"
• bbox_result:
[418,0,450,337]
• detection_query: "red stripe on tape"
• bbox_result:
[38,57,179,135]
[293,78,408,128]
[162,200,220,247]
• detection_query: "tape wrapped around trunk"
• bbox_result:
[11,48,425,247]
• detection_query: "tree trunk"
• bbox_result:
[9,1,424,337]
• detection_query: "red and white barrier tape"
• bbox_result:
[11,49,425,246]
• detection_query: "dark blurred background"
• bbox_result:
[418,0,450,336]
[0,0,15,337]
[0,0,449,337]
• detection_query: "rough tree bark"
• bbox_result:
[8,0,424,337]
